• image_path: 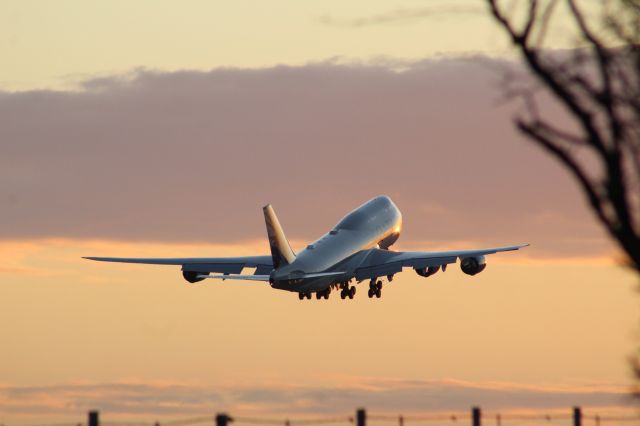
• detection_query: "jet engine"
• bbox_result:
[183,270,207,283]
[460,256,486,276]
[415,265,440,278]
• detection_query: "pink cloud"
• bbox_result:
[0,58,609,258]
[0,379,633,420]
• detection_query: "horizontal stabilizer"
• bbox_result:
[199,271,345,282]
[199,274,271,282]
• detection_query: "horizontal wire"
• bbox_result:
[491,414,571,420]
[232,418,284,425]
[8,410,640,426]
[234,416,352,425]
[162,417,215,426]
[596,415,640,422]
[10,423,84,426]
[290,418,354,425]
[102,422,157,426]
[368,415,469,422]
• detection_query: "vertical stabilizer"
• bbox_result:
[263,205,296,269]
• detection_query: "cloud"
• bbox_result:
[0,379,632,419]
[317,6,484,28]
[0,57,610,258]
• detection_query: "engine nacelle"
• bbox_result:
[415,265,440,278]
[183,270,207,283]
[460,256,487,276]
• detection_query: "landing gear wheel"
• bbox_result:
[368,289,374,298]
[349,286,356,299]
[306,293,312,299]
[340,290,347,299]
[324,289,330,299]
[298,292,304,300]
[316,292,322,300]
[376,280,383,290]
[376,288,382,298]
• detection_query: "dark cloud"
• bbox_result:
[0,380,630,417]
[0,58,608,257]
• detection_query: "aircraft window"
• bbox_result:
[329,230,338,235]
[306,244,315,249]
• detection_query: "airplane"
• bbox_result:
[84,196,528,300]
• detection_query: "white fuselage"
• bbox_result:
[271,196,402,292]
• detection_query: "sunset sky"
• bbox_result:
[1,0,637,423]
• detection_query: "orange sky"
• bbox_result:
[1,0,637,422]
[0,234,637,420]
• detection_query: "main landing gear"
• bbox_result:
[298,279,386,300]
[368,280,382,298]
[299,288,331,300]
[340,284,356,300]
[318,288,331,299]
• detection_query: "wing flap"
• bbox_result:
[355,261,403,282]
[183,263,245,274]
[354,254,457,282]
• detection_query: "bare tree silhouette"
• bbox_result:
[486,0,640,272]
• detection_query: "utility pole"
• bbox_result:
[88,411,99,426]
[216,414,233,426]
[472,407,481,426]
[356,408,366,426]
[573,407,582,426]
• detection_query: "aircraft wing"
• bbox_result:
[350,244,528,282]
[83,255,274,275]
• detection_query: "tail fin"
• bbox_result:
[263,204,296,269]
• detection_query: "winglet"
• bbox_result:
[263,204,296,269]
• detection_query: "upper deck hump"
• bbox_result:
[335,195,398,231]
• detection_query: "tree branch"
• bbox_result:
[488,0,609,157]
[517,119,609,226]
